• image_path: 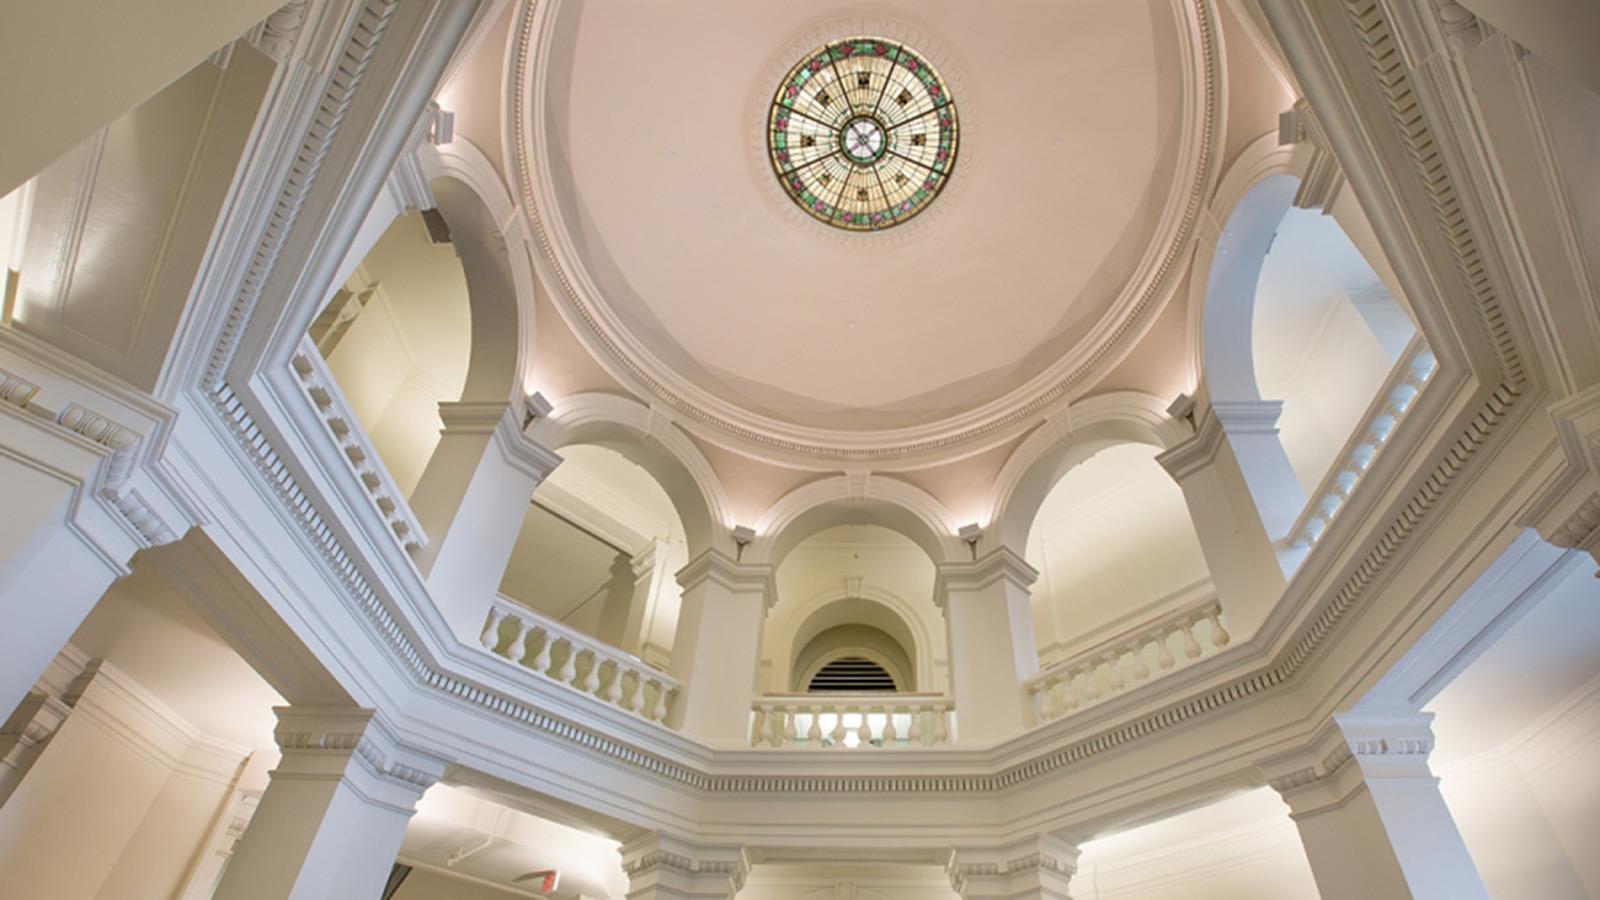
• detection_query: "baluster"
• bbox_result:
[1059,675,1080,714]
[933,705,950,745]
[603,661,623,704]
[1129,642,1150,681]
[1155,630,1176,670]
[829,708,848,747]
[1083,663,1101,701]
[1107,653,1125,692]
[882,707,899,745]
[1182,620,1203,659]
[1049,677,1070,719]
[652,683,672,722]
[1208,610,1231,648]
[556,640,578,684]
[807,706,823,745]
[855,706,872,748]
[908,705,925,746]
[580,651,602,695]
[750,706,767,747]
[626,672,646,714]
[480,608,507,651]
[531,629,554,675]
[781,705,798,746]
[507,620,534,665]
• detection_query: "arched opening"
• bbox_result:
[310,208,471,496]
[1252,204,1416,496]
[1024,443,1213,667]
[497,443,689,666]
[1202,174,1421,539]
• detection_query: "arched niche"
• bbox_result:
[763,571,944,695]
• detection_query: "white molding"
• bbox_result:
[505,0,1222,467]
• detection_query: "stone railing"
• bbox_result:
[1025,597,1230,723]
[1287,337,1438,549]
[749,694,954,749]
[480,595,679,726]
[289,338,427,557]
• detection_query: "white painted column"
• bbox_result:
[1209,401,1307,542]
[0,393,143,717]
[1158,410,1290,638]
[621,833,749,900]
[668,550,773,747]
[1264,713,1490,900]
[409,400,561,640]
[213,707,446,900]
[935,548,1041,744]
[947,835,1079,899]
[598,539,667,657]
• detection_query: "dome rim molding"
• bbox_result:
[508,0,1222,468]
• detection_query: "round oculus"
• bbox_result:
[768,37,959,231]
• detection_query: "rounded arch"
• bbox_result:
[747,475,965,568]
[418,139,538,405]
[766,584,941,693]
[797,645,908,694]
[530,392,734,558]
[987,391,1189,550]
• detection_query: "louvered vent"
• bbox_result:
[807,657,896,693]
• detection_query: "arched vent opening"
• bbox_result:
[807,656,897,693]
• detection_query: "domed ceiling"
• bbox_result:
[513,0,1215,464]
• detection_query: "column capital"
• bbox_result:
[1209,398,1285,435]
[1155,407,1229,481]
[1523,385,1600,567]
[620,833,749,900]
[675,549,775,607]
[947,834,1079,899]
[437,399,564,482]
[271,706,448,814]
[934,546,1038,608]
[1261,711,1438,818]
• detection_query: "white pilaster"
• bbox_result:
[1157,409,1289,637]
[947,835,1079,900]
[621,833,749,900]
[1264,712,1490,900]
[669,550,773,747]
[213,707,446,900]
[409,400,561,639]
[935,548,1041,744]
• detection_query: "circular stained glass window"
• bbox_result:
[768,38,959,231]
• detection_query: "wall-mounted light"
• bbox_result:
[1167,392,1196,426]
[523,391,553,428]
[732,525,755,561]
[959,523,982,560]
[430,106,455,146]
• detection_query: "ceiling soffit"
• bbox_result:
[510,0,1220,467]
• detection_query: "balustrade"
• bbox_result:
[480,595,679,725]
[289,338,427,557]
[748,694,953,748]
[1287,337,1438,549]
[1025,598,1230,722]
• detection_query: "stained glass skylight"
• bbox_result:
[768,38,959,231]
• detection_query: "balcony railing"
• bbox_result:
[290,337,427,557]
[1287,336,1438,549]
[749,694,954,749]
[480,595,679,725]
[1025,596,1230,722]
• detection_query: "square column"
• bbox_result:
[1264,713,1489,900]
[947,835,1079,899]
[408,401,561,640]
[213,707,446,900]
[669,550,773,746]
[1157,409,1290,637]
[935,548,1041,743]
[621,833,748,900]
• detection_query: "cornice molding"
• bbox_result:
[676,550,777,608]
[933,547,1038,609]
